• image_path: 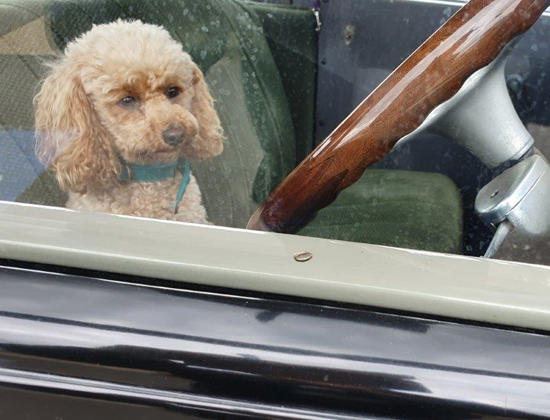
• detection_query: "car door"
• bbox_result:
[2,0,550,419]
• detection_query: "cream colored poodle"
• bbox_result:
[34,19,223,223]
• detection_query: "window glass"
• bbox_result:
[1,0,549,267]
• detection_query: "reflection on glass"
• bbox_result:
[0,0,549,267]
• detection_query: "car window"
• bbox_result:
[1,0,550,323]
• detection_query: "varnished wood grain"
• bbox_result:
[247,0,550,233]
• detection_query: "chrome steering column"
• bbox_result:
[398,44,550,264]
[475,153,550,263]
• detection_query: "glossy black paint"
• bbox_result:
[1,264,550,419]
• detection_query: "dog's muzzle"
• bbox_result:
[162,125,186,146]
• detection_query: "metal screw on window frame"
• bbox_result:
[293,251,313,262]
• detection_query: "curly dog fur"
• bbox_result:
[34,19,223,223]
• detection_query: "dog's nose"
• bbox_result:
[162,125,186,146]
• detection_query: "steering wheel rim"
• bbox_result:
[247,0,549,235]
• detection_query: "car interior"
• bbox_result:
[1,0,547,260]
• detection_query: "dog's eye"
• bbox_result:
[166,87,181,99]
[118,96,137,107]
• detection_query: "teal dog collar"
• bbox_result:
[119,157,191,213]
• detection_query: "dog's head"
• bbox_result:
[34,19,223,193]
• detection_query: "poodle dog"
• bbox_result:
[34,20,223,224]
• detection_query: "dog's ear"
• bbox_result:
[186,63,224,160]
[34,60,120,193]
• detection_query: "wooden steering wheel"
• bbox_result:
[247,0,549,233]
